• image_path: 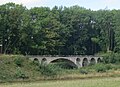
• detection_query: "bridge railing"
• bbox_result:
[27,55,100,57]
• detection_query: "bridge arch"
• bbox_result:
[33,58,39,61]
[41,58,47,64]
[33,58,39,65]
[82,58,88,67]
[76,58,81,62]
[76,58,81,66]
[90,58,96,65]
[49,58,78,68]
[97,58,102,63]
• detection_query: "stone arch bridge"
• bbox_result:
[28,55,103,68]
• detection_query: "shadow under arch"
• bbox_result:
[50,58,78,69]
[82,58,88,67]
[76,58,81,62]
[90,58,96,65]
[33,58,39,61]
[97,58,102,63]
[33,58,39,65]
[41,58,47,64]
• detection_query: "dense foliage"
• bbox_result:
[0,3,120,55]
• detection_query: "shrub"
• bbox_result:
[79,69,88,74]
[14,56,24,67]
[39,64,60,77]
[114,53,120,64]
[93,63,106,72]
[92,63,113,72]
[33,60,39,66]
[0,71,13,81]
[102,52,120,64]
[96,66,106,72]
[15,68,28,79]
[105,64,113,70]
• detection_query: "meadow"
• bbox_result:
[0,77,120,87]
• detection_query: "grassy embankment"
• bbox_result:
[0,54,120,82]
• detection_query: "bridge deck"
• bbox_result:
[27,55,100,57]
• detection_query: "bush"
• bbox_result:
[39,64,60,77]
[103,52,120,64]
[32,60,39,66]
[114,53,120,64]
[105,64,113,70]
[92,63,113,72]
[94,64,106,72]
[14,56,24,67]
[0,71,13,81]
[15,68,28,79]
[79,69,89,74]
[96,66,106,72]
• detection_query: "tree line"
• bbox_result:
[0,3,120,55]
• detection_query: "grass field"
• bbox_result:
[0,77,120,87]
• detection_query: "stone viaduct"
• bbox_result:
[28,55,103,68]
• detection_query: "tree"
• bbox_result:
[0,3,26,54]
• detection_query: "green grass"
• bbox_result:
[1,54,120,83]
[0,77,120,87]
[0,54,43,82]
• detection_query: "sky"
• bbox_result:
[0,0,120,10]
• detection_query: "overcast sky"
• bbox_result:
[0,0,120,10]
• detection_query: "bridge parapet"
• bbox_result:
[28,55,101,57]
